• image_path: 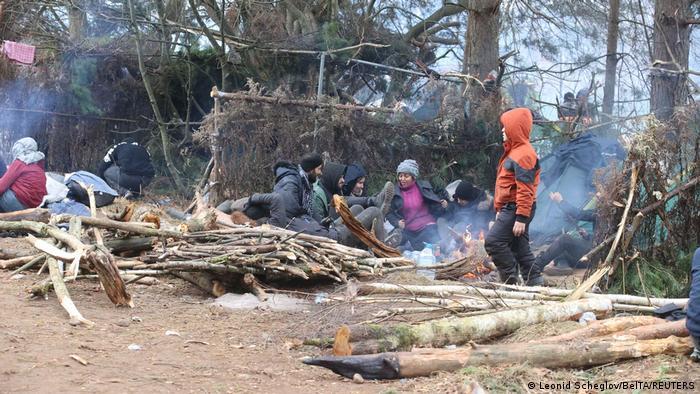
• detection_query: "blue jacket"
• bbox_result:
[687,248,700,338]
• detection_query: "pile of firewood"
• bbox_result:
[134,226,413,284]
[303,281,692,380]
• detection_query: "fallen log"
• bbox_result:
[0,254,42,270]
[46,257,94,327]
[0,208,50,223]
[5,254,45,278]
[346,298,612,354]
[303,336,692,379]
[359,282,688,307]
[535,315,665,343]
[54,215,182,238]
[332,195,400,258]
[242,273,268,301]
[172,272,227,297]
[104,237,156,254]
[610,319,689,341]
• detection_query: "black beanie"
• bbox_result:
[300,153,323,172]
[454,180,481,201]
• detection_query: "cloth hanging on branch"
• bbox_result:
[2,41,35,65]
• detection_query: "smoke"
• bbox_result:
[0,68,58,163]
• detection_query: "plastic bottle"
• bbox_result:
[416,243,436,279]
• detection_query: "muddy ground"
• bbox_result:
[1,256,700,393]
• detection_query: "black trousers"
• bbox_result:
[484,204,538,284]
[536,234,591,269]
[402,224,440,251]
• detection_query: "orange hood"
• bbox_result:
[500,108,533,151]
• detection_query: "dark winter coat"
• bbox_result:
[342,163,367,197]
[272,161,314,225]
[446,191,495,235]
[98,142,155,178]
[386,180,449,228]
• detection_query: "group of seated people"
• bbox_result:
[0,137,154,214]
[218,154,497,253]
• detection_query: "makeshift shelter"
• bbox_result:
[529,133,625,243]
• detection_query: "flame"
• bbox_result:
[462,272,478,279]
[478,230,485,241]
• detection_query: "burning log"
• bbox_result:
[345,298,612,354]
[304,336,692,380]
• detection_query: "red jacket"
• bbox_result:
[0,159,47,208]
[494,108,540,221]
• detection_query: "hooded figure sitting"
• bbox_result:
[312,161,389,242]
[312,162,347,223]
[0,137,47,212]
[342,163,368,197]
[98,138,155,197]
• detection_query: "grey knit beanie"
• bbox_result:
[397,159,419,178]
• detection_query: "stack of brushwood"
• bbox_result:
[303,281,693,380]
[134,226,414,286]
[0,210,413,325]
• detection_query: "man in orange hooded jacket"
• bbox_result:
[484,108,542,285]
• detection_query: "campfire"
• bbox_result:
[438,227,493,281]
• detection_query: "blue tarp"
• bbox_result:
[530,133,625,243]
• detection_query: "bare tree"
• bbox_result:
[602,0,620,118]
[650,0,691,121]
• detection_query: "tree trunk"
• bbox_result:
[650,0,690,121]
[536,315,665,343]
[462,1,500,80]
[347,298,612,354]
[602,0,620,118]
[304,336,692,380]
[462,0,501,130]
[68,2,87,42]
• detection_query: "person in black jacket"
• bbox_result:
[535,191,597,276]
[271,153,356,243]
[98,139,155,197]
[437,180,495,250]
[342,163,367,197]
[386,159,449,250]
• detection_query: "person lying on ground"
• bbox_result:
[536,191,597,276]
[386,159,448,251]
[0,137,47,213]
[688,248,700,362]
[437,180,495,251]
[98,138,155,198]
[484,108,542,286]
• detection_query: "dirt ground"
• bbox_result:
[2,255,700,393]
